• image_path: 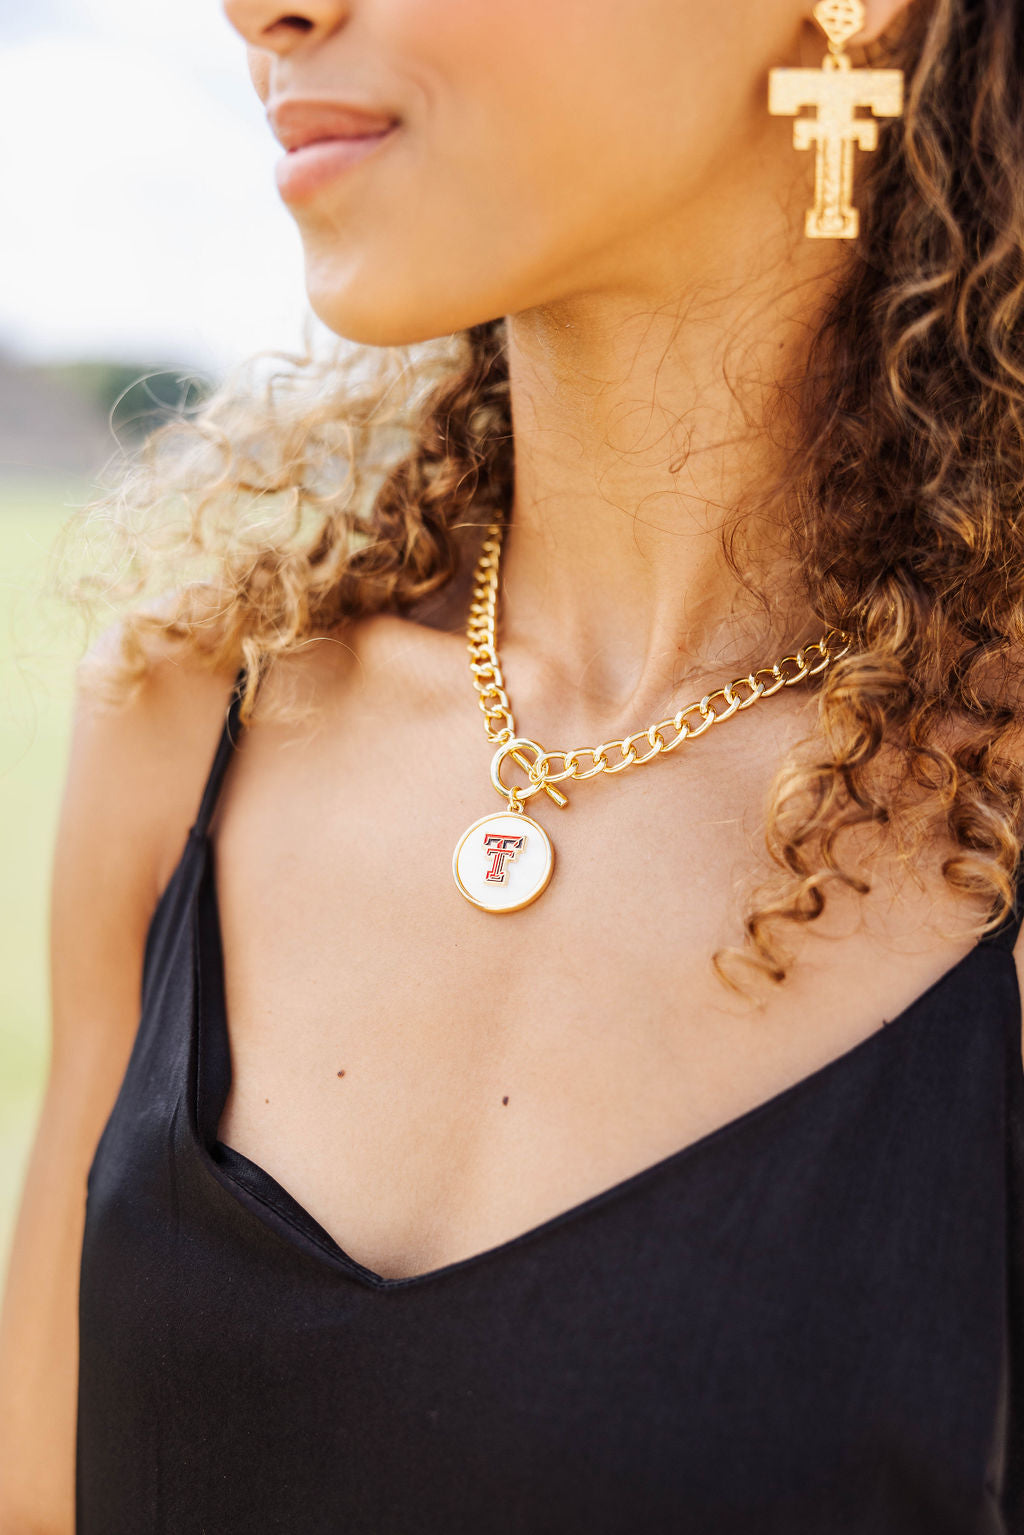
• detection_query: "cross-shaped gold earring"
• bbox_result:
[768,0,904,239]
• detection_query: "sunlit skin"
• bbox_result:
[187,0,1024,1288]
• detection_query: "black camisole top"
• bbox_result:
[77,665,1024,1533]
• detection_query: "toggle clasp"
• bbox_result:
[489,737,569,810]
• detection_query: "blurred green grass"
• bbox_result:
[0,473,92,1274]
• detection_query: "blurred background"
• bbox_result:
[0,0,315,1268]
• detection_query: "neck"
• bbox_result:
[495,154,850,744]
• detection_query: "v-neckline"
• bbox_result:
[184,826,1018,1293]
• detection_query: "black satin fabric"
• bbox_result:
[77,666,1024,1533]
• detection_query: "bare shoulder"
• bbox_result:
[49,620,243,1060]
[69,619,245,906]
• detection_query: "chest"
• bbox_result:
[206,675,982,1282]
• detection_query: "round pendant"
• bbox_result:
[452,810,554,913]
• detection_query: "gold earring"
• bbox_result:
[768,0,904,239]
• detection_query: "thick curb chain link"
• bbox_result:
[467,521,852,799]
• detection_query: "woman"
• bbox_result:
[1,0,1022,1527]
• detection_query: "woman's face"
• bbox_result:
[223,0,828,348]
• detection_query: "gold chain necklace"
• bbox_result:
[452,521,851,913]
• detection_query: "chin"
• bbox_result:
[310,302,448,349]
[304,254,502,349]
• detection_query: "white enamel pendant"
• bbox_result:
[452,809,554,913]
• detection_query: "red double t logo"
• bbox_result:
[482,830,526,885]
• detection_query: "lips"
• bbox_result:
[268,100,401,203]
[268,98,400,152]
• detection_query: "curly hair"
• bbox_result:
[48,0,1024,991]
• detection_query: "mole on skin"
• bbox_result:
[502,1096,509,1106]
[337,1069,346,1078]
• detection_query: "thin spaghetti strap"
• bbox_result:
[189,665,250,841]
[981,851,1024,954]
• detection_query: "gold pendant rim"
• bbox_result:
[451,810,554,914]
